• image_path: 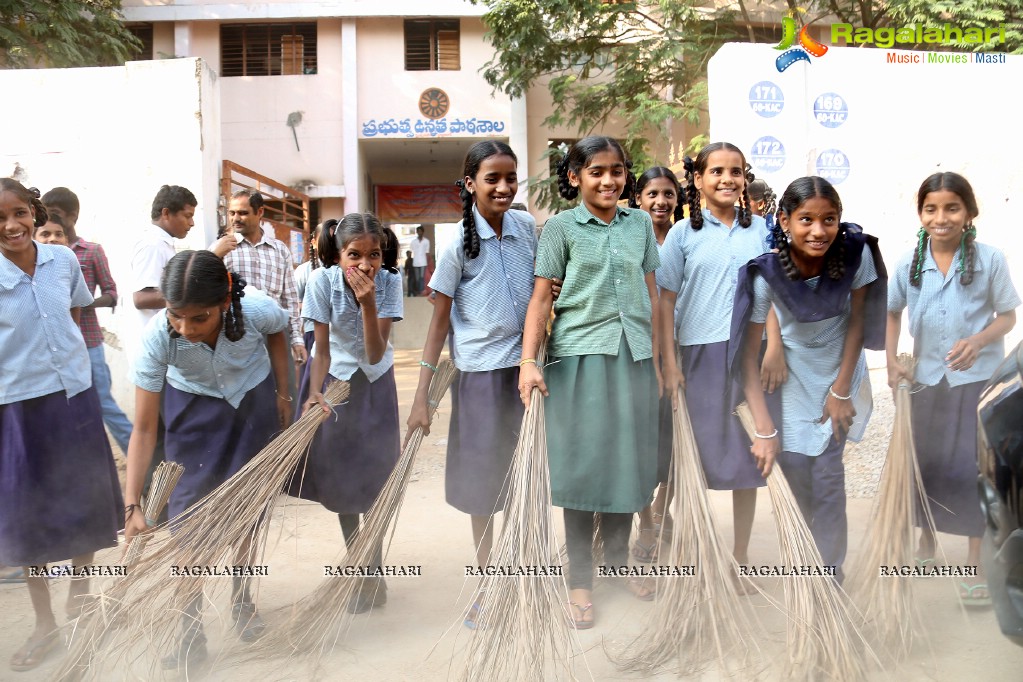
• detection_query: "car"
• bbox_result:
[977,340,1023,646]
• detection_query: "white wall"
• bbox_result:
[709,43,1023,357]
[2,58,222,412]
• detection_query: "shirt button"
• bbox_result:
[619,312,624,318]
[616,279,621,284]
[51,347,57,352]
[42,313,48,318]
[613,249,618,255]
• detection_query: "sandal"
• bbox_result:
[631,539,658,564]
[653,511,674,536]
[625,577,655,602]
[10,631,60,672]
[959,581,992,607]
[567,601,595,630]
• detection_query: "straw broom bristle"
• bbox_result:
[455,336,578,682]
[122,461,185,567]
[55,380,351,681]
[241,360,458,666]
[846,354,941,659]
[614,388,761,677]
[735,402,880,681]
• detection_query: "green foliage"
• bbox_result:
[475,1,733,211]
[0,0,142,68]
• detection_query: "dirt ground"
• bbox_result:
[1,350,1021,680]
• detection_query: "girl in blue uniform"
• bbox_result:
[406,140,536,628]
[658,143,781,580]
[301,213,403,614]
[519,135,661,627]
[887,171,1019,605]
[124,249,291,668]
[0,179,122,672]
[629,166,684,562]
[734,176,887,583]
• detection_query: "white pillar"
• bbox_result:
[173,21,192,58]
[509,95,529,207]
[341,19,360,213]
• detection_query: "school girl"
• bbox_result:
[887,171,1018,605]
[519,135,661,627]
[628,166,684,562]
[406,141,535,628]
[657,143,781,578]
[734,176,887,583]
[294,220,329,419]
[0,179,123,672]
[301,213,403,615]
[748,178,778,231]
[124,250,292,668]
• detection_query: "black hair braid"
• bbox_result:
[909,227,928,288]
[763,189,777,217]
[682,157,703,229]
[673,201,685,224]
[772,220,800,280]
[621,160,637,205]
[627,171,641,209]
[960,225,978,285]
[825,225,847,280]
[456,179,480,259]
[223,271,247,342]
[556,155,578,201]
[27,187,48,227]
[738,164,754,228]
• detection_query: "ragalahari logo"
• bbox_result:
[774,17,829,72]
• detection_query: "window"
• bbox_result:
[404,19,460,71]
[220,23,317,77]
[126,23,154,60]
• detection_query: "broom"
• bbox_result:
[122,461,185,567]
[454,335,578,682]
[56,380,351,682]
[845,354,942,658]
[614,387,761,677]
[242,360,458,664]
[736,402,879,680]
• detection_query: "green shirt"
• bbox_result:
[535,204,660,360]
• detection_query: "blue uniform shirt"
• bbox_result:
[657,210,771,345]
[0,243,93,404]
[303,267,403,382]
[889,241,1020,387]
[132,287,288,408]
[430,207,536,372]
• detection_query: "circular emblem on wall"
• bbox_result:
[419,88,450,119]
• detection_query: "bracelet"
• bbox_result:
[519,358,537,367]
[276,392,293,402]
[754,429,778,439]
[125,503,140,517]
[419,360,438,372]
[828,385,852,401]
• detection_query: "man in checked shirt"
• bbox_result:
[210,190,307,386]
[42,187,134,454]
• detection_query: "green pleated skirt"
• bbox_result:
[544,335,658,513]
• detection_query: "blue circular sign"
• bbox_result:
[815,149,850,184]
[749,81,784,118]
[750,136,786,173]
[813,93,848,128]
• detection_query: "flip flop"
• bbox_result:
[959,581,992,607]
[567,601,595,630]
[631,539,658,564]
[914,557,935,570]
[9,631,60,672]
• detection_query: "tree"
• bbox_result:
[476,0,735,211]
[0,0,142,69]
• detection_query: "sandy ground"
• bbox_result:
[1,350,1021,681]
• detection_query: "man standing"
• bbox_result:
[131,185,197,331]
[211,190,306,368]
[410,226,430,296]
[42,187,134,454]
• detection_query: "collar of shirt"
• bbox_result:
[700,209,740,229]
[570,202,630,227]
[145,223,177,246]
[0,242,55,290]
[240,229,273,247]
[473,205,528,241]
[71,237,92,252]
[921,244,985,275]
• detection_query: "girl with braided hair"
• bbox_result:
[748,178,778,233]
[657,142,780,586]
[125,249,291,668]
[1,179,123,672]
[519,135,661,625]
[887,171,1019,606]
[733,176,887,583]
[406,141,543,628]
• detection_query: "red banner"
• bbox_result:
[375,184,462,224]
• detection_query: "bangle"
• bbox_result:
[276,392,293,402]
[754,429,778,439]
[519,358,537,367]
[419,360,438,372]
[125,503,140,517]
[828,385,852,401]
